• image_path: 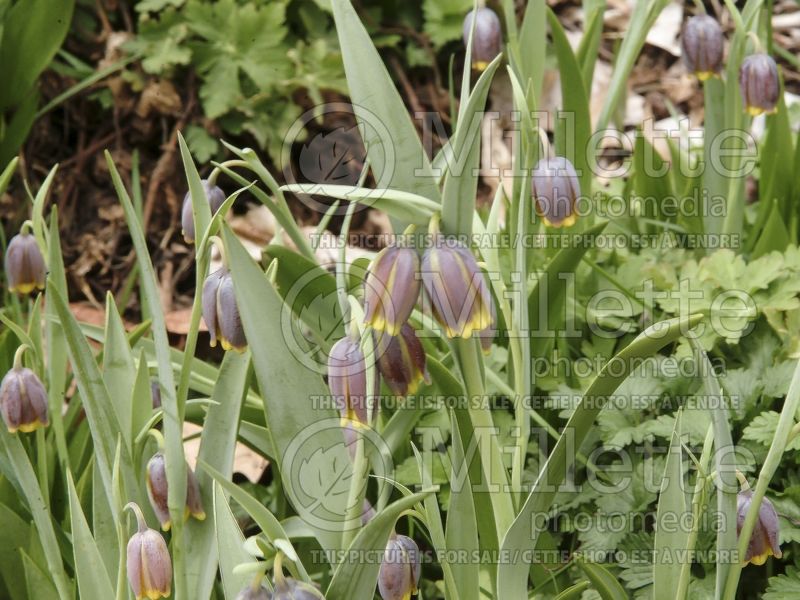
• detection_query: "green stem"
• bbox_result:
[454,337,515,537]
[35,427,48,505]
[176,237,214,418]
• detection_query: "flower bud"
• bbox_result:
[126,504,172,600]
[364,246,421,336]
[328,335,375,427]
[146,452,206,531]
[272,577,325,599]
[202,267,246,351]
[681,15,724,80]
[378,534,421,600]
[236,585,272,600]
[531,156,581,228]
[5,232,46,295]
[375,323,429,396]
[737,490,782,565]
[463,7,502,70]
[182,180,226,243]
[739,53,780,116]
[421,238,493,339]
[0,365,49,433]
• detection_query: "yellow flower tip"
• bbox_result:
[161,520,172,532]
[10,282,38,294]
[220,338,232,351]
[192,510,207,521]
[17,420,46,433]
[745,105,775,117]
[472,60,489,71]
[696,71,716,81]
[143,586,170,600]
[543,213,578,229]
[749,551,770,566]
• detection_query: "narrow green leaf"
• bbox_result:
[441,54,501,237]
[330,0,441,216]
[66,473,115,600]
[102,293,136,453]
[222,225,350,553]
[185,350,251,600]
[547,8,592,197]
[517,0,546,104]
[445,413,480,600]
[653,410,688,600]
[214,484,255,600]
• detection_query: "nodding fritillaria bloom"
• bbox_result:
[126,503,172,600]
[737,489,782,565]
[328,335,376,428]
[5,230,46,295]
[462,7,502,70]
[739,53,780,116]
[181,180,226,243]
[531,156,581,228]
[202,267,247,351]
[681,14,725,81]
[374,323,429,396]
[363,245,421,336]
[421,237,493,339]
[0,347,49,433]
[146,451,205,531]
[378,534,421,600]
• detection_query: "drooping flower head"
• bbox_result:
[531,156,581,228]
[0,347,49,433]
[681,14,725,81]
[145,450,205,531]
[182,180,226,244]
[737,489,782,565]
[5,230,46,295]
[374,323,429,396]
[421,237,493,339]
[364,246,421,336]
[328,335,376,428]
[739,53,780,116]
[126,503,173,600]
[462,7,502,70]
[378,534,421,600]
[202,267,246,351]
